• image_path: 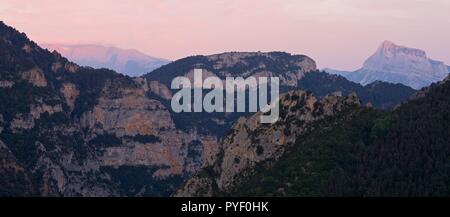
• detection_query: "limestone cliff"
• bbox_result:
[175,90,361,196]
[0,21,210,196]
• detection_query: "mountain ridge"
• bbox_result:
[235,74,450,196]
[325,40,449,89]
[42,43,170,77]
[176,73,450,197]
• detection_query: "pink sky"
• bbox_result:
[1,0,449,70]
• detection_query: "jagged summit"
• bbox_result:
[372,40,427,59]
[325,40,449,89]
[363,40,434,71]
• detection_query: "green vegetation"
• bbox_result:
[233,79,450,196]
[100,165,184,196]
[299,71,416,109]
[124,134,161,143]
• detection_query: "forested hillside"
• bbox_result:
[234,76,450,196]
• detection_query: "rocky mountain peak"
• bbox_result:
[363,40,432,71]
[175,90,362,196]
[326,40,449,89]
[376,40,427,59]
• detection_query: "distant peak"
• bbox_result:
[377,40,402,52]
[375,40,427,58]
[380,40,397,49]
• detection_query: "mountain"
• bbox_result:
[144,53,414,137]
[325,40,449,89]
[176,74,450,197]
[0,22,417,196]
[144,52,318,136]
[145,52,316,87]
[175,90,363,196]
[0,22,203,196]
[42,44,170,77]
[236,74,450,196]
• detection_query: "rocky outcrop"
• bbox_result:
[80,85,172,136]
[149,80,172,100]
[60,83,79,111]
[207,52,316,87]
[175,91,361,196]
[21,67,47,87]
[10,103,63,132]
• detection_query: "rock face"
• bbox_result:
[60,83,79,111]
[149,80,172,100]
[21,67,47,87]
[325,40,449,89]
[175,90,361,196]
[42,44,170,77]
[0,22,207,196]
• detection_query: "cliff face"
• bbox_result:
[175,90,361,196]
[0,22,212,196]
[0,22,321,196]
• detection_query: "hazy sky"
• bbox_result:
[1,0,449,70]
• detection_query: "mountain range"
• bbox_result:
[176,67,450,197]
[325,40,449,89]
[42,44,170,77]
[1,21,449,197]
